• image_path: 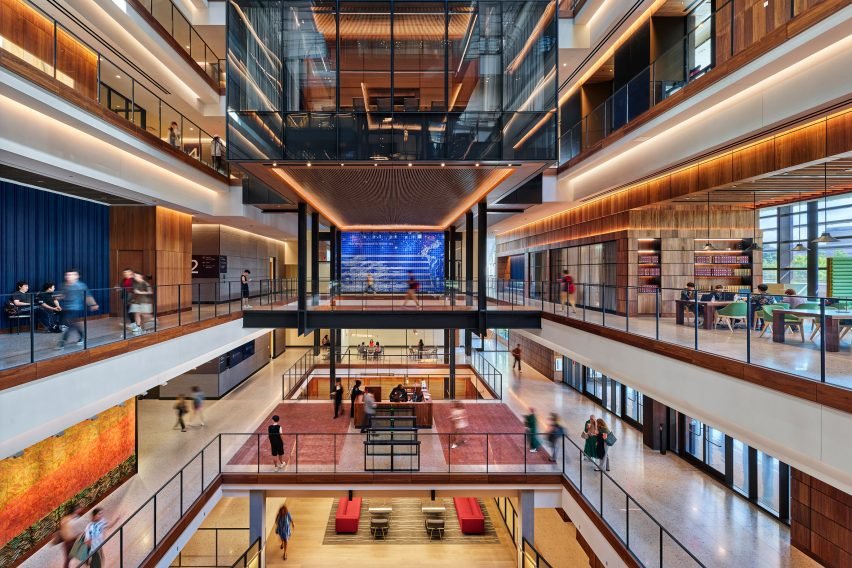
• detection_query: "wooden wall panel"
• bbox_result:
[55,28,98,100]
[0,0,54,74]
[826,110,852,156]
[668,167,699,199]
[698,154,733,190]
[791,469,852,567]
[732,138,776,180]
[775,121,827,169]
[154,207,193,312]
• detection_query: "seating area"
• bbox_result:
[334,497,361,533]
[453,497,485,534]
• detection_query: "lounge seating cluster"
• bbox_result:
[453,497,485,534]
[335,497,361,533]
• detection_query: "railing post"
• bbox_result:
[256,433,260,473]
[228,281,232,314]
[83,302,88,349]
[655,287,660,340]
[179,469,184,514]
[659,525,664,567]
[693,291,699,349]
[625,494,630,549]
[178,285,182,326]
[819,298,826,383]
[746,292,752,363]
[601,283,606,326]
[119,527,124,568]
[599,469,604,514]
[153,494,158,545]
[625,286,630,332]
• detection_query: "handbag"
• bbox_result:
[580,431,588,439]
[605,432,617,446]
[69,535,89,561]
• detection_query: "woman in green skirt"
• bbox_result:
[583,414,598,460]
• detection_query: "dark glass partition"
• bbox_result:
[227,0,557,162]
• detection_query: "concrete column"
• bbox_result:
[249,490,266,563]
[519,490,534,547]
[807,201,819,296]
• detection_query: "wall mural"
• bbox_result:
[341,232,445,293]
[0,399,136,564]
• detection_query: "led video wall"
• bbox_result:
[341,232,445,293]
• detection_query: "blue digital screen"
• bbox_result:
[341,232,445,292]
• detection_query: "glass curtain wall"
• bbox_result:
[227,0,557,162]
[548,241,617,311]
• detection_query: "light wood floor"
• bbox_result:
[265,497,519,567]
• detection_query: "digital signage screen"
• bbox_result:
[341,232,445,293]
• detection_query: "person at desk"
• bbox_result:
[712,285,735,302]
[680,282,700,323]
[389,383,408,402]
[412,386,425,402]
[751,283,776,330]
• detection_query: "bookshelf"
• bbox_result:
[693,238,754,292]
[636,238,661,313]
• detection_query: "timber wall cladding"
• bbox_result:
[508,331,556,381]
[497,108,852,255]
[791,468,852,567]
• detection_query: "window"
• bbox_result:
[585,368,603,400]
[732,439,749,496]
[757,451,780,514]
[686,417,704,462]
[704,426,725,475]
[625,387,643,424]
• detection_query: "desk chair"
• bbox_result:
[714,302,747,332]
[759,304,803,341]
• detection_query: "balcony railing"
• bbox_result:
[0,279,291,372]
[491,280,852,390]
[73,427,704,568]
[134,0,224,88]
[0,0,229,177]
[558,0,821,163]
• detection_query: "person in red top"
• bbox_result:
[561,270,577,315]
[119,268,135,326]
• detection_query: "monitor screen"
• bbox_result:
[341,232,445,293]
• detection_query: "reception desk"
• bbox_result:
[354,401,433,428]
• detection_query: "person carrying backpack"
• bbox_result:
[561,270,577,314]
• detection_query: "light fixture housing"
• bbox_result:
[791,243,809,252]
[812,162,838,243]
[702,242,716,251]
[812,232,839,243]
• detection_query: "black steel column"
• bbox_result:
[444,229,451,279]
[465,210,474,355]
[449,225,457,281]
[448,329,456,398]
[311,212,319,306]
[443,329,450,364]
[336,230,342,285]
[329,327,336,386]
[477,201,487,331]
[806,201,819,297]
[329,225,337,281]
[297,203,307,334]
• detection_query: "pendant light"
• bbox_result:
[702,193,715,251]
[747,191,762,251]
[812,162,839,243]
[791,190,809,252]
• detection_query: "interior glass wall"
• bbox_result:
[227,0,557,162]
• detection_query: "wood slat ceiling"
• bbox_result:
[671,158,852,208]
[313,11,472,40]
[271,165,512,227]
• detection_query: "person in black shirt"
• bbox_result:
[332,378,344,418]
[10,281,31,314]
[268,415,285,470]
[389,384,408,402]
[349,380,363,419]
[36,282,62,332]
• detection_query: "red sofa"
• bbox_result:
[453,497,485,534]
[335,497,362,533]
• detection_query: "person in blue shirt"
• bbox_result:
[56,270,98,350]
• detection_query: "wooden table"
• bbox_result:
[421,506,446,517]
[675,300,734,330]
[773,308,849,352]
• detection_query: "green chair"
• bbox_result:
[715,302,748,332]
[759,303,803,341]
[790,302,823,341]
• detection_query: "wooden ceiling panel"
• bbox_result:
[271,166,512,227]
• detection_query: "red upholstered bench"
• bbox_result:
[335,497,362,533]
[453,497,485,534]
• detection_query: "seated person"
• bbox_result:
[680,282,699,320]
[321,334,330,348]
[783,288,806,308]
[412,386,425,402]
[373,342,382,358]
[35,282,62,332]
[751,283,776,329]
[389,384,408,402]
[712,285,735,302]
[9,280,32,314]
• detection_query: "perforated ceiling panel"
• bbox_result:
[272,166,513,227]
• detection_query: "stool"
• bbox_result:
[425,518,444,540]
[370,517,389,539]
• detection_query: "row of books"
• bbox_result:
[695,268,752,277]
[694,255,750,264]
[638,256,660,264]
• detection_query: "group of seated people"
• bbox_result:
[5,281,64,332]
[357,340,383,358]
[388,383,426,403]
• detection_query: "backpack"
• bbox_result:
[563,275,575,294]
[4,300,18,316]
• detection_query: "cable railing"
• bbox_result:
[133,0,224,88]
[558,0,820,163]
[489,279,852,389]
[471,348,503,399]
[170,527,249,567]
[229,537,261,568]
[522,538,554,568]
[74,428,705,568]
[0,278,293,371]
[494,496,518,542]
[0,0,229,177]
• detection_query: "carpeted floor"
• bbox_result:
[227,402,352,467]
[432,404,553,466]
[322,498,500,544]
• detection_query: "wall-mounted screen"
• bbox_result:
[341,232,445,293]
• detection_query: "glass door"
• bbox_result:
[704,426,725,475]
[685,416,704,462]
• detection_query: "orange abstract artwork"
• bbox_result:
[0,399,136,547]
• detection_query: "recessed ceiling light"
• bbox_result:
[441,163,445,167]
[475,163,480,167]
[272,162,277,167]
[408,163,412,167]
[340,163,344,166]
[374,163,378,166]
[116,75,121,79]
[307,162,312,167]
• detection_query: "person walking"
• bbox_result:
[211,135,225,172]
[56,270,98,350]
[546,413,565,463]
[595,418,612,472]
[365,273,376,294]
[450,401,468,449]
[269,415,286,470]
[332,378,344,418]
[173,395,188,432]
[274,504,295,560]
[525,408,541,453]
[561,270,577,314]
[417,338,425,359]
[191,386,206,427]
[82,508,110,568]
[582,414,598,463]
[511,343,522,372]
[57,503,84,568]
[241,270,252,309]
[168,121,180,148]
[404,271,420,307]
[361,391,376,433]
[129,272,153,334]
[349,379,363,420]
[118,268,135,326]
